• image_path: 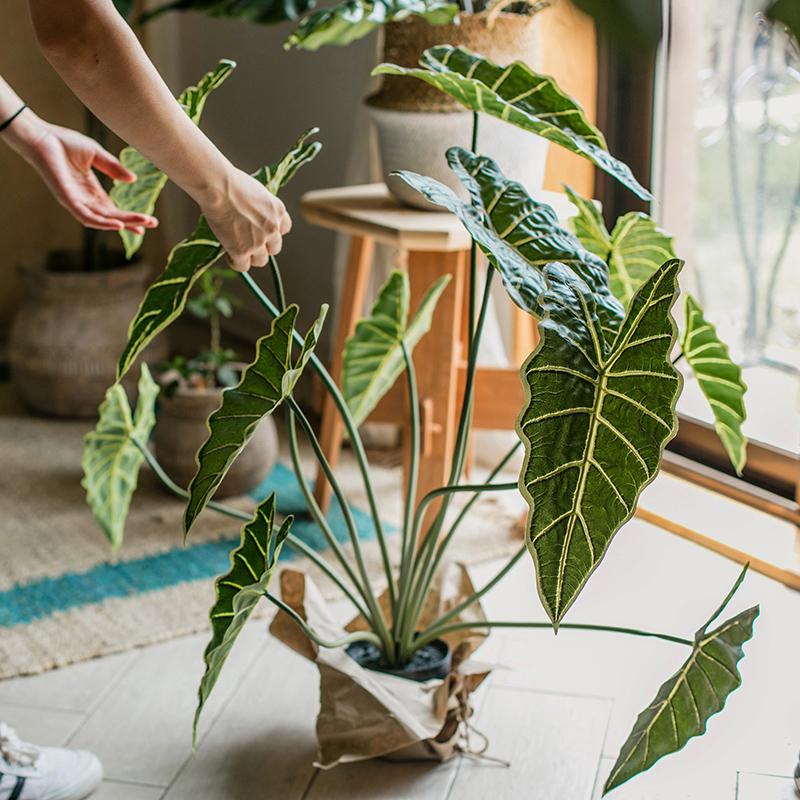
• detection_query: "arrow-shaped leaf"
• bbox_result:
[194,493,291,743]
[604,566,759,794]
[565,186,676,307]
[184,304,327,534]
[116,129,322,381]
[374,46,651,200]
[681,295,748,475]
[518,260,683,627]
[285,0,458,51]
[82,365,160,549]
[343,270,450,426]
[111,60,237,259]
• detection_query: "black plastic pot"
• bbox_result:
[346,638,452,683]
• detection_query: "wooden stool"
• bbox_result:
[301,183,542,518]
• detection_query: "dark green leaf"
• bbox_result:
[343,270,450,425]
[766,0,800,44]
[285,0,458,51]
[113,0,135,18]
[604,566,758,793]
[374,46,651,200]
[82,366,160,549]
[566,186,677,307]
[184,304,327,534]
[111,60,236,259]
[194,494,291,743]
[140,0,314,25]
[518,260,683,627]
[681,295,748,475]
[116,129,322,381]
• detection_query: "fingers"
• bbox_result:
[69,202,126,231]
[91,145,136,184]
[225,253,252,273]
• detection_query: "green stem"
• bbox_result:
[264,593,383,650]
[131,436,369,621]
[287,397,396,661]
[413,620,694,653]
[240,271,397,612]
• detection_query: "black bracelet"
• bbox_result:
[0,104,28,133]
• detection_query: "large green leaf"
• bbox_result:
[116,129,322,381]
[343,270,450,426]
[111,60,236,259]
[140,0,314,25]
[82,365,160,549]
[681,295,748,475]
[604,566,759,794]
[194,493,291,743]
[565,186,676,307]
[374,46,651,200]
[518,260,683,627]
[395,149,624,335]
[285,0,457,51]
[184,304,327,534]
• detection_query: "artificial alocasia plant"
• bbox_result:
[83,56,757,793]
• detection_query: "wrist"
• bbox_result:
[0,108,48,158]
[182,149,236,212]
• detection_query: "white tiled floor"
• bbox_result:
[1,518,798,799]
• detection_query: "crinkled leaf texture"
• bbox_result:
[116,129,322,381]
[194,493,292,743]
[184,304,327,534]
[140,0,314,25]
[343,270,450,425]
[285,0,457,51]
[681,295,748,475]
[82,365,160,549]
[565,186,676,307]
[374,46,651,200]
[518,260,683,627]
[111,60,236,259]
[604,566,758,794]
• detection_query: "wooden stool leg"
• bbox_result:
[511,304,540,366]
[314,236,375,512]
[403,249,467,533]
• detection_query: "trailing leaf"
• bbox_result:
[681,295,748,475]
[518,260,683,627]
[82,365,160,549]
[374,46,651,200]
[395,149,623,335]
[565,186,676,307]
[194,494,291,743]
[184,304,327,534]
[116,129,322,381]
[343,270,450,425]
[111,60,237,259]
[140,0,315,25]
[604,566,758,793]
[285,0,458,51]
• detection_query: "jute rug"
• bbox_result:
[0,408,524,680]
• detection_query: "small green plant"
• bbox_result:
[83,55,757,794]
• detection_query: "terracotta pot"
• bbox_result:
[367,12,548,209]
[154,383,279,499]
[8,259,167,418]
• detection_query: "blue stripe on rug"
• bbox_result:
[0,463,392,629]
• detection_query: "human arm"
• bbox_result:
[27,0,291,270]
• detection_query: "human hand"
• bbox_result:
[200,167,292,273]
[3,110,159,234]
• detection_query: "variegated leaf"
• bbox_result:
[343,270,450,425]
[111,60,236,258]
[681,295,748,475]
[194,493,291,743]
[605,566,758,793]
[116,129,322,381]
[184,304,327,534]
[518,260,683,626]
[82,365,160,549]
[374,46,651,200]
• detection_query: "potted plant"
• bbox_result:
[81,54,756,795]
[155,263,279,497]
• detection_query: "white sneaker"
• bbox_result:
[0,724,102,800]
